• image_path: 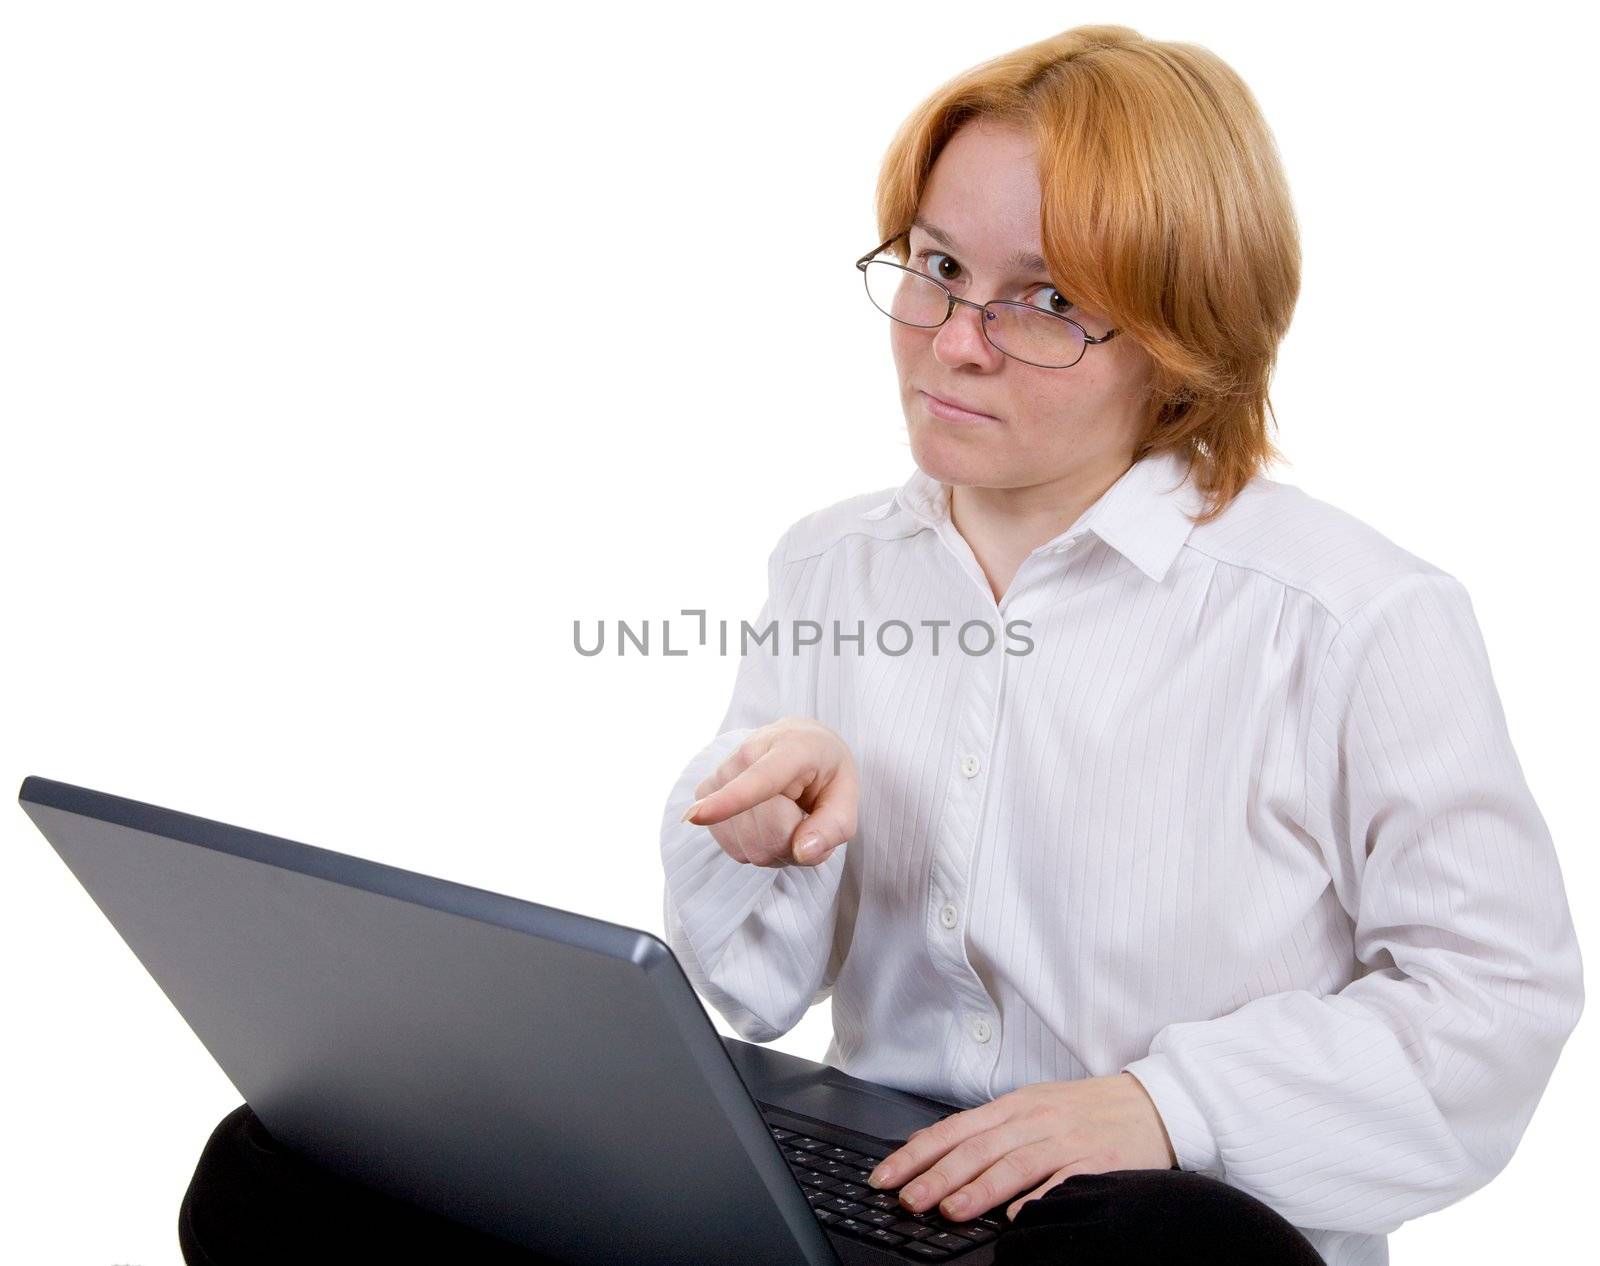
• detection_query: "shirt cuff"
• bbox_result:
[1121,1053,1223,1176]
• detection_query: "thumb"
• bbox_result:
[788,788,855,866]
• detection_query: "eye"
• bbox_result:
[1025,285,1077,318]
[914,249,963,284]
[913,248,1077,314]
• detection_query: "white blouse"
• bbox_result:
[657,446,1583,1266]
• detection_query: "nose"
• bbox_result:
[932,298,1004,370]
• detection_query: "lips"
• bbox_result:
[920,389,998,422]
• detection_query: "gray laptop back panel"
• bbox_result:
[18,776,841,1266]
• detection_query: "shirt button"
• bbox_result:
[960,754,980,778]
[939,903,958,929]
[971,1018,992,1043]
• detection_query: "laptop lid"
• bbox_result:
[17,775,842,1266]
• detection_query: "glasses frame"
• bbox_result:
[854,231,1118,370]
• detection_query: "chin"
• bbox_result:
[906,425,996,488]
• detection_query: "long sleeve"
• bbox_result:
[659,532,850,1043]
[1122,571,1584,1235]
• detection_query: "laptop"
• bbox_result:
[17,775,1007,1265]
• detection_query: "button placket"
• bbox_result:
[926,636,1008,1102]
[962,633,1013,1086]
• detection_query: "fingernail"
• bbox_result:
[795,831,823,861]
[902,1182,926,1206]
[868,1165,893,1189]
[942,1194,968,1216]
[681,799,703,823]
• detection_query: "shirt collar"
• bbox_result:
[858,446,1205,584]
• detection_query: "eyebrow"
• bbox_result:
[911,216,1050,275]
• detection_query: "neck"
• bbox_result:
[949,449,1135,602]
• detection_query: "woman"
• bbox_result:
[660,23,1584,1266]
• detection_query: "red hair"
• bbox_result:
[874,25,1301,523]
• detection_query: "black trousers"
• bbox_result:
[179,1103,1326,1265]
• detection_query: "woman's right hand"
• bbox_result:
[681,717,858,868]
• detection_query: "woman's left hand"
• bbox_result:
[865,1072,1178,1224]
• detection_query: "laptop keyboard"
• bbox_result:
[767,1122,1004,1260]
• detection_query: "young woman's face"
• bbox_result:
[890,118,1157,490]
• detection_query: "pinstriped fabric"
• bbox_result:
[657,448,1583,1265]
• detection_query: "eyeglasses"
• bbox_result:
[854,232,1118,369]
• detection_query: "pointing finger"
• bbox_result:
[682,746,811,826]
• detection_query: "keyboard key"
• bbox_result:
[814,1208,839,1226]
[856,1209,898,1228]
[821,1197,866,1217]
[833,1218,905,1247]
[832,1182,870,1200]
[821,1146,873,1165]
[947,1224,997,1244]
[770,1127,796,1141]
[900,1242,953,1259]
[925,1231,975,1251]
[890,1220,934,1238]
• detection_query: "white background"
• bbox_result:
[2,2,1593,1261]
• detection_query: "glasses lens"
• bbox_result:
[987,303,1088,368]
[863,260,949,327]
[862,259,1091,368]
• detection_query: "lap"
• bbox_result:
[178,1104,555,1265]
[180,1104,1321,1266]
[994,1167,1325,1266]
